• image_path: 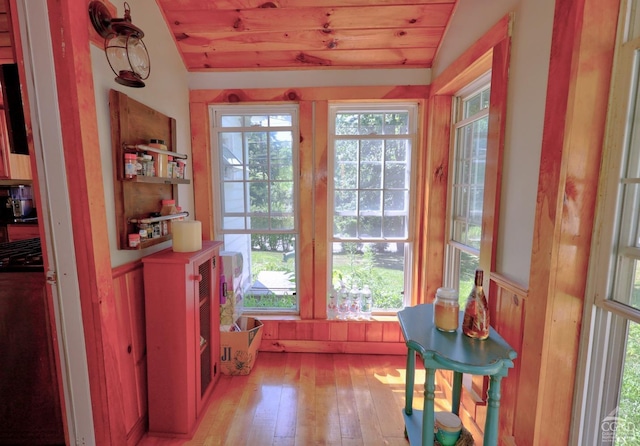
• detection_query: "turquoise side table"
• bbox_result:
[397,304,517,446]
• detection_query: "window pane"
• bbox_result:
[385,163,407,189]
[383,216,407,238]
[336,113,360,135]
[223,182,245,213]
[223,233,297,312]
[334,216,357,238]
[458,250,479,304]
[360,162,382,189]
[360,113,383,134]
[384,190,406,211]
[360,216,382,238]
[359,190,381,212]
[335,190,357,213]
[335,162,358,189]
[384,113,409,135]
[613,320,640,444]
[332,242,405,311]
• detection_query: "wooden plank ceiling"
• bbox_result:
[155,0,458,71]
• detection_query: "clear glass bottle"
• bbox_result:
[327,289,338,320]
[349,286,361,320]
[360,285,372,320]
[337,282,349,320]
[434,287,459,332]
[462,269,490,339]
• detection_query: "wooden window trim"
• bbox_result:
[416,12,511,305]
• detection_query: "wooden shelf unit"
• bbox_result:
[109,89,189,250]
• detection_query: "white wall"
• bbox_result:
[434,0,555,287]
[91,0,192,267]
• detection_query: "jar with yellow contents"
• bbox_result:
[434,287,459,332]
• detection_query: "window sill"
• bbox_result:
[244,314,398,323]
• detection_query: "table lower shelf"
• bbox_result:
[403,408,433,445]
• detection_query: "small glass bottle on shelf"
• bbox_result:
[337,282,349,320]
[360,285,372,320]
[124,153,137,179]
[349,286,361,320]
[462,269,490,339]
[327,289,338,320]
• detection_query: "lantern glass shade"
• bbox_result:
[104,34,150,88]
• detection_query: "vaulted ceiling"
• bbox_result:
[155,0,458,71]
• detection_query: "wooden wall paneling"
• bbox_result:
[381,322,401,343]
[312,321,331,340]
[190,86,430,105]
[514,0,618,444]
[347,322,366,342]
[410,95,429,305]
[260,319,279,341]
[330,322,349,341]
[279,321,297,340]
[299,100,316,319]
[489,273,527,443]
[365,322,384,342]
[313,100,329,319]
[296,321,314,340]
[417,94,451,304]
[111,262,148,446]
[189,99,215,240]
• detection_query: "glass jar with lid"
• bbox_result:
[434,287,459,332]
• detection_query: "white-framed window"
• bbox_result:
[210,105,299,313]
[575,2,640,443]
[328,102,418,313]
[445,77,490,302]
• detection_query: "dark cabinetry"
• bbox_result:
[0,272,64,444]
[142,241,222,437]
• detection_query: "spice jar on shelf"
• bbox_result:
[149,138,168,178]
[124,153,137,179]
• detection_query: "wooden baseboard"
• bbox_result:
[260,339,406,355]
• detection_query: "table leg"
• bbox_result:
[421,367,436,446]
[405,349,415,415]
[483,375,503,446]
[451,371,462,416]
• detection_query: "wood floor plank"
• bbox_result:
[314,354,342,443]
[273,352,300,439]
[333,354,365,441]
[294,353,316,444]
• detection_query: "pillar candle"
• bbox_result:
[172,220,202,252]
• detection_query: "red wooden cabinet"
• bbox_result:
[142,240,222,437]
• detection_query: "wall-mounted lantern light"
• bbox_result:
[88,1,150,88]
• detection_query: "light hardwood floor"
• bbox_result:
[138,352,482,446]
